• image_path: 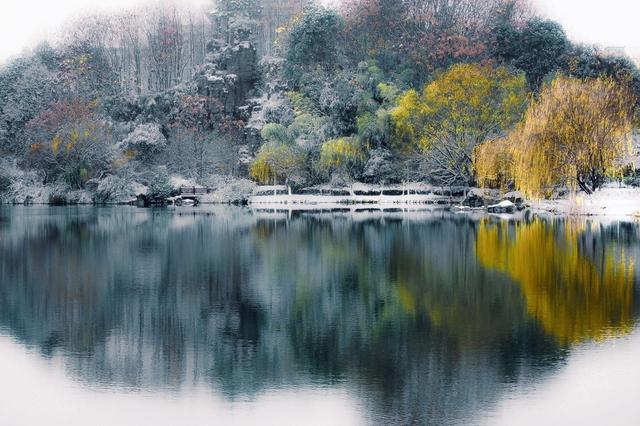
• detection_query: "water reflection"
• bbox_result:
[0,207,638,425]
[476,219,636,344]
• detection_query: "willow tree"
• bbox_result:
[501,76,635,197]
[474,136,515,189]
[392,63,527,185]
[250,143,304,186]
[319,137,366,181]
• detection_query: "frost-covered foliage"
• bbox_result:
[288,114,330,147]
[0,158,91,204]
[119,123,167,161]
[23,100,115,189]
[47,185,93,205]
[260,123,293,145]
[361,149,400,184]
[283,7,344,86]
[319,137,365,181]
[263,101,294,126]
[624,172,640,188]
[392,63,528,186]
[0,159,42,203]
[200,175,256,203]
[1,0,639,202]
[0,49,57,150]
[250,143,305,185]
[166,128,238,180]
[147,167,174,200]
[0,1,268,203]
[476,76,636,198]
[493,18,570,90]
[0,167,11,193]
[94,175,137,203]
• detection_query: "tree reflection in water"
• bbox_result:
[476,218,636,345]
[0,207,637,425]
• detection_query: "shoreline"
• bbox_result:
[2,186,639,220]
[529,187,640,220]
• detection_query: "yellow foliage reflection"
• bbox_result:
[476,219,635,345]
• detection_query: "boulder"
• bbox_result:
[460,188,503,207]
[488,200,516,214]
[503,191,527,210]
[503,191,524,204]
[464,188,486,207]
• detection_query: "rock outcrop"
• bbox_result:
[461,188,501,207]
[196,39,258,117]
[502,191,527,210]
[192,32,262,175]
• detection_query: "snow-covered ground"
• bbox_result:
[248,184,640,220]
[531,187,640,219]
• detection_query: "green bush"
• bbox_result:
[623,171,640,187]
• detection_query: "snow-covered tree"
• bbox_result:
[119,123,167,162]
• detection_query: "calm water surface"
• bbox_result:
[0,206,639,425]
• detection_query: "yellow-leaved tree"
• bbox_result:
[250,143,305,186]
[319,137,366,181]
[476,75,636,197]
[473,136,515,189]
[392,63,527,185]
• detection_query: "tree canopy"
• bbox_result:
[0,0,639,199]
[250,142,304,185]
[476,75,636,197]
[283,7,344,86]
[392,63,527,185]
[494,18,569,89]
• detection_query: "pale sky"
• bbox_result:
[0,0,210,63]
[535,0,640,61]
[0,0,639,63]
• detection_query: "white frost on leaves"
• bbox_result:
[246,92,288,130]
[198,176,256,204]
[119,123,167,153]
[207,75,225,83]
[132,183,149,196]
[169,175,197,189]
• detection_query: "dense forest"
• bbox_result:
[0,0,639,204]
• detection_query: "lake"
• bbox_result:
[0,206,638,425]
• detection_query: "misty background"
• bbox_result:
[1,0,639,64]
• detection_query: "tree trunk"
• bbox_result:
[577,178,593,195]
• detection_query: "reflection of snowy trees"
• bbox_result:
[0,208,638,424]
